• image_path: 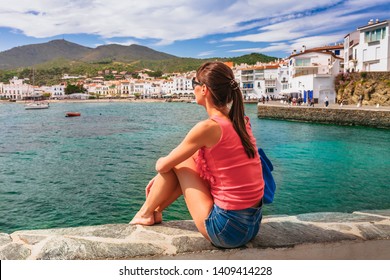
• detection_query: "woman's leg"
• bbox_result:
[130,171,182,225]
[173,157,214,240]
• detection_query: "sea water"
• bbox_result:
[0,102,389,233]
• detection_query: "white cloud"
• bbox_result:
[197,50,215,57]
[0,0,388,51]
[217,44,234,48]
[103,40,139,46]
[229,43,290,53]
[223,0,390,44]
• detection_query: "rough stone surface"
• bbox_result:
[1,210,389,260]
[0,243,31,260]
[0,233,12,246]
[257,104,390,129]
[296,212,386,223]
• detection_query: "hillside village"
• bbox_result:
[1,19,389,105]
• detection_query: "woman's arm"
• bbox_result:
[156,119,220,173]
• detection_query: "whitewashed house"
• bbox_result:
[344,30,360,72]
[235,64,282,99]
[119,81,130,96]
[344,19,390,72]
[1,77,34,100]
[133,80,145,96]
[278,63,290,95]
[173,76,193,96]
[358,19,389,72]
[50,84,66,99]
[161,79,175,96]
[288,45,344,104]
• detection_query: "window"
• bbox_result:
[295,58,310,66]
[335,50,340,56]
[376,47,380,60]
[365,27,386,43]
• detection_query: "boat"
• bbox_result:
[24,102,49,110]
[65,112,81,117]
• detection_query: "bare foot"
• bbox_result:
[129,212,155,226]
[154,211,163,224]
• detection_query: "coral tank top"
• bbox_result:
[196,115,264,210]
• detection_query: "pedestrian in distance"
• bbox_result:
[324,95,329,107]
[357,95,363,107]
[130,61,265,249]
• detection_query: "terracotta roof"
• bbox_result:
[289,50,344,60]
[241,64,279,70]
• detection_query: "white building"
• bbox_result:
[172,76,194,96]
[0,77,34,100]
[278,63,290,94]
[161,79,175,95]
[235,64,283,99]
[50,84,66,99]
[358,19,389,72]
[344,31,360,72]
[288,45,344,104]
[344,19,390,72]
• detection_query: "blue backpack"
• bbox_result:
[258,148,276,204]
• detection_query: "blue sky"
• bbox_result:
[0,0,389,59]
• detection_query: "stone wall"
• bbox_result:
[1,209,389,260]
[257,104,390,129]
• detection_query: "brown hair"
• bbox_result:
[196,61,256,158]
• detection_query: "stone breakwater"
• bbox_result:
[257,104,390,129]
[1,210,389,260]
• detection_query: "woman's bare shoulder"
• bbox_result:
[195,119,220,131]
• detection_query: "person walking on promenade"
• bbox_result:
[130,61,265,249]
[358,94,363,107]
[324,95,329,107]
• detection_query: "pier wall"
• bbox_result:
[257,104,390,129]
[1,209,389,260]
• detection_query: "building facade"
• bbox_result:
[287,45,343,104]
[344,19,390,72]
[0,77,34,100]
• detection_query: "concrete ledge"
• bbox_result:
[1,210,389,260]
[257,104,390,129]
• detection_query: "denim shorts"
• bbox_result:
[204,203,263,248]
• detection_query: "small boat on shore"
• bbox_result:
[65,112,81,117]
[25,102,49,110]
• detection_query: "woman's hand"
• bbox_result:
[145,177,156,197]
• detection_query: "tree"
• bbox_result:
[65,84,85,95]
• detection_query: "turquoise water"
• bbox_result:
[0,102,389,233]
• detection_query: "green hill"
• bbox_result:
[0,40,279,85]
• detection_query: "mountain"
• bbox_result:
[0,39,177,70]
[82,44,176,63]
[0,40,279,85]
[0,40,92,69]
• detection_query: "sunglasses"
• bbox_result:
[192,79,203,89]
